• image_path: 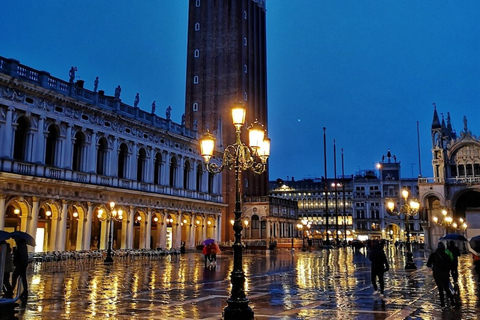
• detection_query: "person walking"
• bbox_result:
[11,239,29,299]
[447,241,461,294]
[427,242,456,308]
[2,242,14,298]
[369,241,389,298]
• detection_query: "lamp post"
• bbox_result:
[432,209,468,236]
[199,103,270,320]
[97,201,123,264]
[387,190,419,270]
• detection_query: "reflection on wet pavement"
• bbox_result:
[12,247,480,319]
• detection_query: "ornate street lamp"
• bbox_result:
[97,201,123,264]
[387,189,419,270]
[432,209,468,235]
[199,103,270,320]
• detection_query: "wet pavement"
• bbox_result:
[7,246,480,319]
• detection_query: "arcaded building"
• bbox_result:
[0,57,225,252]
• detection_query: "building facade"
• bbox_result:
[0,57,225,252]
[419,106,480,250]
[184,0,270,241]
[270,150,426,244]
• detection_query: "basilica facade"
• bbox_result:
[0,57,225,252]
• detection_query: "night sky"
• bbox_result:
[1,1,479,180]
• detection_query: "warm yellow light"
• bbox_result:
[154,216,158,222]
[14,209,20,215]
[442,209,447,216]
[452,222,458,229]
[183,219,187,224]
[402,189,409,199]
[248,121,265,150]
[410,200,420,211]
[137,215,142,221]
[110,202,115,210]
[376,163,382,169]
[200,131,216,163]
[433,216,438,223]
[73,212,78,218]
[230,219,235,226]
[231,104,246,129]
[297,224,303,230]
[196,220,200,224]
[463,223,468,229]
[46,210,52,217]
[207,220,212,225]
[387,201,395,212]
[258,137,270,162]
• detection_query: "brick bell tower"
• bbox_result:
[184,0,269,242]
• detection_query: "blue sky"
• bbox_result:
[1,1,479,180]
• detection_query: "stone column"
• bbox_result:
[57,201,68,251]
[63,124,72,169]
[146,209,152,249]
[2,107,13,157]
[75,211,85,251]
[121,211,128,249]
[100,219,108,250]
[189,215,195,248]
[49,214,58,252]
[127,206,135,249]
[29,198,39,248]
[88,131,97,173]
[216,215,222,242]
[160,210,167,249]
[174,211,182,249]
[0,195,6,230]
[35,116,46,163]
[83,203,93,250]
[266,220,271,242]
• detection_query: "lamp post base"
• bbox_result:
[405,251,417,270]
[104,256,114,264]
[223,302,254,320]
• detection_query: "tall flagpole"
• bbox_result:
[342,148,347,241]
[323,127,329,244]
[333,139,339,242]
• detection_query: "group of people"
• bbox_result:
[427,241,461,308]
[368,239,463,308]
[203,241,221,268]
[2,239,29,299]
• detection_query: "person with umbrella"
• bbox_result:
[447,241,461,294]
[427,242,456,308]
[1,241,14,298]
[11,238,29,299]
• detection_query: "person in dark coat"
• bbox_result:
[427,242,456,308]
[368,242,389,297]
[11,239,29,299]
[447,241,461,293]
[2,242,14,298]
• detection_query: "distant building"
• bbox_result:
[419,106,480,250]
[270,150,426,244]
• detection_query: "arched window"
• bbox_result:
[45,124,60,166]
[154,152,162,185]
[196,163,203,191]
[118,143,128,179]
[183,160,191,189]
[169,156,177,187]
[137,148,146,182]
[13,116,30,161]
[251,215,259,229]
[72,131,85,171]
[208,172,214,193]
[96,137,108,175]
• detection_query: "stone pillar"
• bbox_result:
[174,211,182,249]
[0,195,5,230]
[29,198,39,249]
[146,209,152,249]
[266,220,271,242]
[63,124,72,169]
[100,219,108,250]
[2,107,14,158]
[35,116,46,163]
[83,203,93,250]
[160,211,167,249]
[57,201,68,251]
[89,131,97,173]
[121,212,128,249]
[161,152,168,185]
[49,215,58,252]
[216,215,222,242]
[127,206,135,249]
[75,211,85,251]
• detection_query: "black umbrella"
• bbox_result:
[439,233,468,241]
[10,231,36,246]
[468,235,480,256]
[0,230,11,242]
